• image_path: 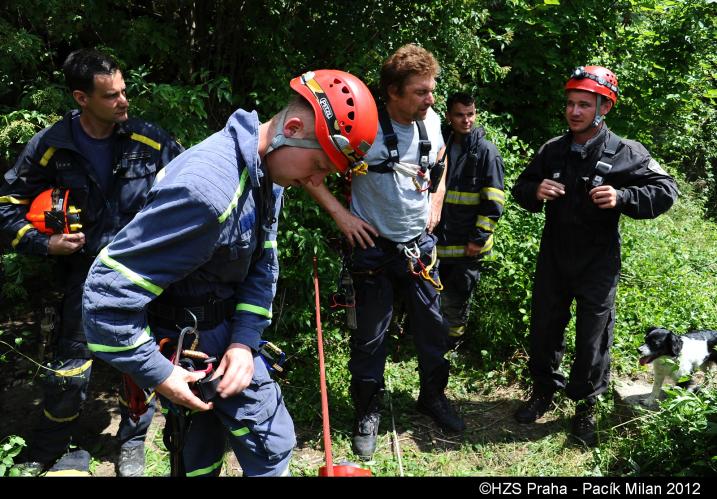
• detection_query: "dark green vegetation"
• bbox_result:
[1,0,716,476]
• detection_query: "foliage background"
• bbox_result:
[1,0,716,475]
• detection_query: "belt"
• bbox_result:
[374,232,424,253]
[148,295,235,330]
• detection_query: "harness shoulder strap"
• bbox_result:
[368,108,432,174]
[590,132,622,187]
[415,119,431,170]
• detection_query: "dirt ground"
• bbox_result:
[0,313,655,477]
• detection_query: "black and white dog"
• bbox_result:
[637,327,717,406]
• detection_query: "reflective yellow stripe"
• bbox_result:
[437,237,493,258]
[476,215,496,232]
[186,457,224,477]
[481,187,505,205]
[39,146,57,167]
[0,196,31,205]
[231,427,250,437]
[11,223,34,248]
[87,326,153,353]
[44,469,91,477]
[56,359,93,377]
[480,235,494,254]
[130,133,161,151]
[218,169,249,223]
[44,409,79,423]
[119,389,154,406]
[264,240,277,249]
[445,190,480,206]
[236,303,272,318]
[99,247,163,296]
[436,245,465,258]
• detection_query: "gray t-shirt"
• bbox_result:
[351,107,445,243]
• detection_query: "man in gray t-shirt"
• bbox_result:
[306,44,465,462]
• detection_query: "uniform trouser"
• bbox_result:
[439,258,481,328]
[527,238,620,402]
[349,232,449,383]
[28,272,154,464]
[155,321,295,477]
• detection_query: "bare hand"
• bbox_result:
[155,365,213,411]
[536,180,565,202]
[427,189,445,233]
[589,185,618,209]
[336,211,378,249]
[215,343,254,398]
[47,232,86,255]
[465,241,483,258]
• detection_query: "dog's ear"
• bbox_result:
[669,333,683,356]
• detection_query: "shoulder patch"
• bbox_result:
[647,158,668,176]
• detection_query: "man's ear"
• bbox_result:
[600,99,613,116]
[72,90,88,109]
[282,116,304,138]
[386,83,401,103]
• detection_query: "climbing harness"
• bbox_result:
[368,108,445,193]
[399,241,443,291]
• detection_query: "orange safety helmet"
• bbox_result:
[565,65,619,104]
[290,70,378,175]
[26,188,82,235]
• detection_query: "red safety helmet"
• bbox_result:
[565,66,619,104]
[290,70,378,175]
[26,188,82,235]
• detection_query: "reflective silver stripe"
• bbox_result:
[436,245,465,258]
[218,169,249,223]
[87,326,153,353]
[480,187,505,205]
[186,457,224,477]
[99,247,163,296]
[236,303,272,318]
[11,223,34,248]
[445,190,480,206]
[476,215,497,232]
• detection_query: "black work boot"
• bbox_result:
[513,389,555,423]
[351,379,384,461]
[416,363,466,433]
[118,443,145,477]
[570,400,597,447]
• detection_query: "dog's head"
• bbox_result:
[637,327,683,365]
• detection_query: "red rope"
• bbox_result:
[313,256,334,476]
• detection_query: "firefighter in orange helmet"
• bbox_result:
[82,69,378,476]
[511,65,678,446]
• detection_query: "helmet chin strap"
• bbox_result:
[592,94,604,128]
[265,108,322,155]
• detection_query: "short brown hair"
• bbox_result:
[380,44,440,102]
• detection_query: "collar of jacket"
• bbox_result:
[42,109,130,152]
[460,126,486,149]
[566,123,610,159]
[224,108,264,189]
